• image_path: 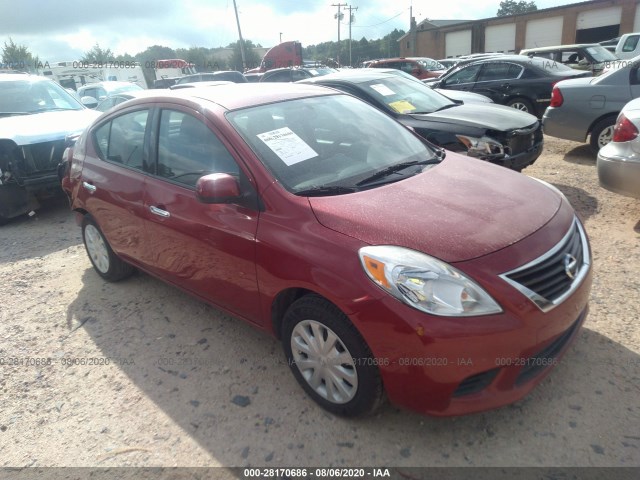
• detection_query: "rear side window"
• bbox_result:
[623,35,640,52]
[156,110,239,187]
[93,109,149,171]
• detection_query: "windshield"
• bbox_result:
[585,46,617,62]
[0,78,84,115]
[361,76,455,114]
[228,94,437,194]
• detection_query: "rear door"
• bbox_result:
[79,107,152,264]
[143,105,262,322]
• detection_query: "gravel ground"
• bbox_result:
[0,137,638,469]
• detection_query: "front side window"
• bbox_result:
[623,35,639,52]
[93,109,149,171]
[444,63,482,85]
[156,110,239,187]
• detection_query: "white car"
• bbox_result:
[597,97,640,198]
[0,73,101,223]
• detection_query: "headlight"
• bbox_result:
[359,246,502,317]
[456,134,504,159]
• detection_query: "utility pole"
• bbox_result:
[232,0,246,71]
[346,5,358,67]
[332,3,347,66]
[280,32,283,43]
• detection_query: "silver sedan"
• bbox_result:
[597,97,640,198]
[543,55,640,153]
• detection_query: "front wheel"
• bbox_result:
[282,295,384,417]
[82,216,134,282]
[590,117,616,153]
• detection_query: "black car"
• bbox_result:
[429,55,591,117]
[300,70,543,171]
[260,66,336,83]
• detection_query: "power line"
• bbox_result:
[347,9,407,28]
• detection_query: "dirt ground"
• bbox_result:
[0,137,638,469]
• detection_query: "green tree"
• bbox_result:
[81,43,114,63]
[2,37,35,71]
[227,40,261,71]
[497,0,537,16]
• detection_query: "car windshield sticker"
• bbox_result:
[257,127,318,166]
[389,100,416,113]
[370,84,396,96]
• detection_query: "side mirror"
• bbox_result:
[196,173,241,204]
[80,96,98,108]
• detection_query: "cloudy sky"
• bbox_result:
[1,0,572,62]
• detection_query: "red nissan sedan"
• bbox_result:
[61,83,592,417]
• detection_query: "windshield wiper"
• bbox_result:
[433,104,457,112]
[355,158,440,187]
[0,112,30,118]
[295,185,358,197]
[30,107,78,113]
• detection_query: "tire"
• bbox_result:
[282,294,384,417]
[82,216,134,282]
[506,97,535,115]
[590,117,616,153]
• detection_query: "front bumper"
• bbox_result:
[495,138,543,171]
[597,143,640,198]
[347,212,593,416]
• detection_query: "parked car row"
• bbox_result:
[58,83,593,417]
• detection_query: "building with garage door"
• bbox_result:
[399,0,640,58]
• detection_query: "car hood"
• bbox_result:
[0,109,101,145]
[308,154,561,263]
[409,103,537,131]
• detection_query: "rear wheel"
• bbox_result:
[282,295,384,417]
[590,117,616,153]
[506,97,534,115]
[82,216,134,282]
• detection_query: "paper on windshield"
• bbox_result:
[257,127,318,166]
[370,84,396,96]
[389,100,416,113]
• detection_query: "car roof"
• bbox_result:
[117,83,336,111]
[521,44,602,52]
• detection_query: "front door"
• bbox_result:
[143,107,261,322]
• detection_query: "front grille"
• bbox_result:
[506,123,542,155]
[500,218,590,312]
[515,311,584,385]
[452,368,500,397]
[18,140,67,176]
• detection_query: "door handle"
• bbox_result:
[82,181,96,193]
[150,205,170,218]
[501,83,511,89]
